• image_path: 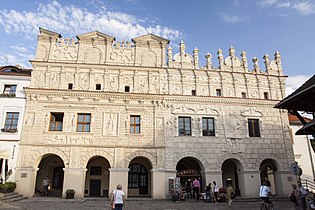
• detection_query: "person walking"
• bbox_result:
[205,183,211,203]
[298,181,307,210]
[110,184,126,210]
[291,184,302,210]
[192,178,200,201]
[42,176,50,196]
[226,184,234,207]
[213,181,219,203]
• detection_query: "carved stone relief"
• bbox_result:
[44,134,93,145]
[84,47,101,63]
[225,113,244,139]
[142,51,157,66]
[34,72,45,87]
[107,74,119,91]
[24,112,35,127]
[78,73,89,90]
[150,75,160,93]
[49,72,60,88]
[241,108,263,117]
[172,105,196,114]
[110,42,134,64]
[156,117,164,130]
[103,112,119,136]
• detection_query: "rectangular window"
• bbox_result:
[178,116,191,136]
[241,92,246,98]
[68,83,73,90]
[77,113,91,132]
[3,84,17,94]
[248,119,261,137]
[96,84,101,90]
[202,117,215,136]
[90,166,102,175]
[125,86,130,92]
[4,112,19,130]
[216,89,221,96]
[191,90,196,96]
[49,112,64,131]
[264,92,269,99]
[130,115,140,134]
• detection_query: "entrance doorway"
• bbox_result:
[221,159,243,196]
[90,179,101,196]
[35,154,65,197]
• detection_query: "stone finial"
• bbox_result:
[241,50,248,71]
[252,57,260,73]
[205,53,213,70]
[274,50,283,72]
[167,46,173,64]
[179,40,185,55]
[229,46,235,58]
[217,49,224,69]
[193,47,199,69]
[263,54,270,71]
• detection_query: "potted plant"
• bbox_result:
[65,189,75,199]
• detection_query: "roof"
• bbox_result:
[288,113,311,125]
[0,65,32,76]
[296,119,315,135]
[274,74,315,112]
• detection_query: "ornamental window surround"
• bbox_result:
[49,112,64,131]
[77,113,91,132]
[3,112,19,132]
[248,118,261,137]
[130,115,140,134]
[178,116,191,136]
[202,117,215,136]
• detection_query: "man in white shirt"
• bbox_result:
[259,181,271,210]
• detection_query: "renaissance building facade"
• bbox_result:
[15,28,295,198]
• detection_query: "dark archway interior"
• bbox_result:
[221,159,241,196]
[259,159,278,184]
[36,154,65,197]
[176,157,203,188]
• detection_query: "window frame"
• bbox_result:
[3,84,17,94]
[130,115,141,134]
[216,89,222,97]
[77,113,91,132]
[49,112,64,131]
[178,116,192,136]
[96,84,101,90]
[248,118,261,137]
[4,112,19,130]
[202,117,215,136]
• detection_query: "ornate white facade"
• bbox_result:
[15,28,295,199]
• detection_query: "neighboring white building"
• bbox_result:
[289,113,315,182]
[15,28,295,199]
[0,65,31,183]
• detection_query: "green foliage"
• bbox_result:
[66,189,75,194]
[0,182,16,193]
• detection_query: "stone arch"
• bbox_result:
[216,153,248,170]
[173,151,209,170]
[30,147,69,169]
[124,150,156,168]
[254,155,285,171]
[80,150,114,168]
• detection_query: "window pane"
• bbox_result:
[77,124,83,132]
[135,117,140,124]
[130,126,134,133]
[78,114,84,122]
[84,125,90,132]
[131,117,135,124]
[136,126,140,133]
[85,114,91,122]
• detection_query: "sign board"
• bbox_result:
[290,162,302,176]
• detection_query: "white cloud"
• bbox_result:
[10,45,28,53]
[0,0,182,41]
[259,0,279,7]
[221,13,244,24]
[258,0,315,15]
[292,2,315,15]
[285,75,312,96]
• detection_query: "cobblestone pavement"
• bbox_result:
[0,198,297,210]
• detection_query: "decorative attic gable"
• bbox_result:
[39,27,61,38]
[76,31,115,43]
[132,34,169,67]
[132,33,170,46]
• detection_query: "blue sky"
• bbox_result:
[0,0,314,94]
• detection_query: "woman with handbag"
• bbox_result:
[110,184,126,210]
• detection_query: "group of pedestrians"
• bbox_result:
[290,181,308,210]
[184,178,234,206]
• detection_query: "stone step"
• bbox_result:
[0,193,28,203]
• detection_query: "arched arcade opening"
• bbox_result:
[176,157,206,190]
[128,157,152,197]
[260,159,279,195]
[85,156,110,197]
[221,158,244,196]
[35,154,65,197]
